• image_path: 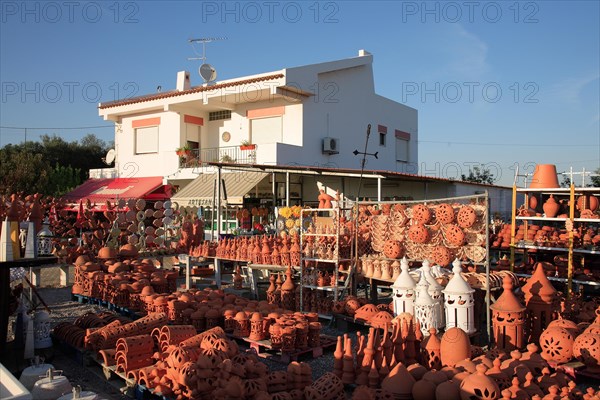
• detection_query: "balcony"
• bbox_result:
[179,145,257,169]
[88,168,117,179]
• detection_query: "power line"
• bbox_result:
[0,125,113,130]
[418,140,592,148]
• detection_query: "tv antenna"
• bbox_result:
[188,37,227,84]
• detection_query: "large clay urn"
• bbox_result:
[529,164,559,189]
[542,195,560,218]
[576,194,599,212]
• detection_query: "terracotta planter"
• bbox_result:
[529,164,559,188]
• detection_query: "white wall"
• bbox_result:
[117,111,181,178]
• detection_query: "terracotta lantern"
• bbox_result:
[491,276,526,351]
[414,273,440,336]
[37,218,54,256]
[391,257,416,316]
[443,259,475,335]
[281,265,296,311]
[521,262,557,341]
[421,260,445,328]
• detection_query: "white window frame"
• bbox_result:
[396,137,409,162]
[135,126,159,154]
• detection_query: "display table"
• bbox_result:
[0,257,57,354]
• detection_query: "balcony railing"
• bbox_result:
[179,145,257,169]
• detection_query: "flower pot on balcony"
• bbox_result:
[240,144,256,151]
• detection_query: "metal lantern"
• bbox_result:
[391,256,416,316]
[414,273,438,336]
[421,260,445,328]
[37,218,53,256]
[443,259,475,334]
[33,311,52,349]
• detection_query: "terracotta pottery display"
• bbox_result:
[542,195,560,218]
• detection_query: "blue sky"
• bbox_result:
[1,0,598,186]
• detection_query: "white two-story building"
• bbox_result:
[94,50,418,187]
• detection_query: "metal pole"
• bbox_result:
[216,167,222,241]
[377,177,382,202]
[484,191,491,342]
[286,171,290,206]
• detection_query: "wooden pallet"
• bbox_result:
[51,334,92,366]
[228,333,337,363]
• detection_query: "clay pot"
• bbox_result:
[576,194,599,212]
[529,164,559,189]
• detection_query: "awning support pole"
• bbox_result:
[377,177,382,202]
[286,172,290,206]
[217,166,222,241]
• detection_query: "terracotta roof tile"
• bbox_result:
[99,73,285,110]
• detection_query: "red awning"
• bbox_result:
[63,177,170,204]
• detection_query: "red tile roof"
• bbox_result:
[99,73,285,110]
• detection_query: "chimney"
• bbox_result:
[176,71,191,91]
[358,49,371,57]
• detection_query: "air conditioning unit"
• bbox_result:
[322,137,339,154]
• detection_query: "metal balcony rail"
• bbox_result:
[179,145,257,169]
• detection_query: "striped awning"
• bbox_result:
[171,172,268,207]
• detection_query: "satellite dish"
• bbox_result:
[104,149,116,165]
[199,63,217,83]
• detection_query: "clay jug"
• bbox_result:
[542,195,560,218]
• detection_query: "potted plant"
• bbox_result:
[176,144,192,158]
[240,140,256,151]
[220,154,236,163]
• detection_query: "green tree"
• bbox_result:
[0,146,49,194]
[0,133,110,195]
[46,163,82,197]
[591,167,600,187]
[461,165,496,185]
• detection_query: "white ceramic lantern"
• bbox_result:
[37,218,53,256]
[443,259,475,334]
[414,273,439,336]
[34,311,53,349]
[421,260,445,328]
[391,257,416,316]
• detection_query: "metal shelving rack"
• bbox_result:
[299,206,354,312]
[509,184,600,296]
